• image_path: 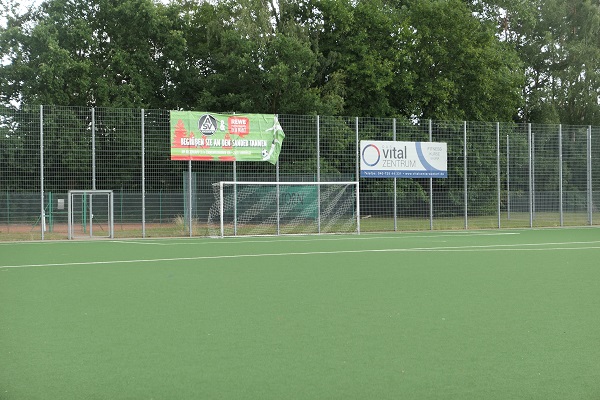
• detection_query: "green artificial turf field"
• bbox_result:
[1,228,600,399]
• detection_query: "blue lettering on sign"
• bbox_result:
[381,146,408,159]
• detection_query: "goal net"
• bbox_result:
[68,190,114,239]
[208,181,359,237]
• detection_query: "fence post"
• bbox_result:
[588,125,593,225]
[233,160,237,236]
[276,157,280,236]
[393,118,397,231]
[429,119,433,230]
[276,116,281,236]
[528,123,533,228]
[317,115,321,234]
[220,181,224,238]
[464,121,468,230]
[48,192,53,232]
[507,134,510,220]
[496,122,500,229]
[6,190,9,229]
[188,160,192,237]
[141,109,146,238]
[92,107,96,190]
[356,116,360,234]
[40,105,45,240]
[559,125,563,226]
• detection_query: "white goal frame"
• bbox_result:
[210,181,360,237]
[68,190,114,239]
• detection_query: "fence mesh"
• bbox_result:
[0,105,597,240]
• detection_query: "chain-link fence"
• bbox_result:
[1,105,598,240]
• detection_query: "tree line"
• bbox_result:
[1,0,599,125]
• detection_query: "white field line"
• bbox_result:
[2,240,600,270]
[0,232,520,247]
[112,232,520,246]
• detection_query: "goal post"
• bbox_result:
[68,190,114,239]
[208,181,360,237]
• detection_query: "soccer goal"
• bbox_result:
[68,190,114,239]
[207,181,359,237]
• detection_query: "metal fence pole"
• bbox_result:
[588,125,593,225]
[233,113,237,236]
[40,105,45,240]
[220,181,224,238]
[559,125,563,227]
[532,129,535,221]
[141,109,146,238]
[317,115,321,234]
[393,118,397,232]
[90,108,95,238]
[528,123,533,228]
[463,121,468,229]
[233,160,237,236]
[92,108,96,191]
[276,159,280,236]
[356,117,361,234]
[276,115,280,235]
[507,134,511,220]
[496,122,501,229]
[429,119,433,230]
[188,160,192,237]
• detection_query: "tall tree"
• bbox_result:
[478,0,600,125]
[194,0,341,115]
[0,0,185,108]
[403,0,523,121]
[302,0,410,117]
[0,0,533,122]
[286,0,523,120]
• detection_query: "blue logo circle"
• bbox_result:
[362,144,381,167]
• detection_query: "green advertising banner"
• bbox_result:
[170,111,285,164]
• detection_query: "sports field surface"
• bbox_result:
[1,228,600,399]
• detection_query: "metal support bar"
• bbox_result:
[528,124,533,228]
[40,105,45,240]
[464,121,468,229]
[496,122,500,229]
[559,125,563,226]
[429,120,433,230]
[141,109,146,237]
[356,117,361,234]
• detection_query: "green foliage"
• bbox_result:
[3,0,599,123]
[480,0,600,125]
[402,0,524,121]
[1,0,527,120]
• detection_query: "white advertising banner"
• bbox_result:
[360,140,447,178]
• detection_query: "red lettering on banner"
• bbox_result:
[228,116,250,137]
